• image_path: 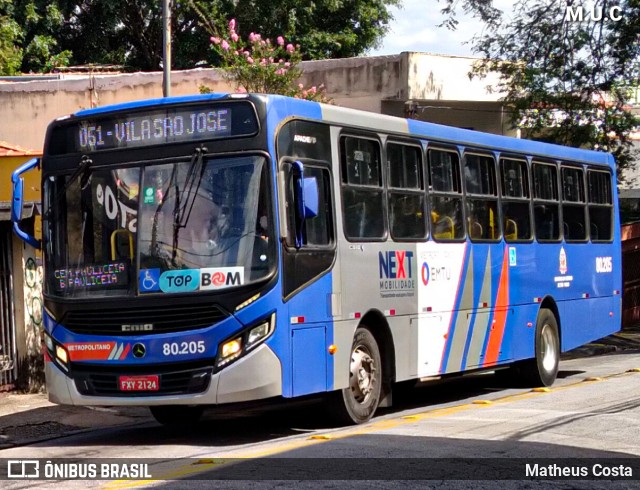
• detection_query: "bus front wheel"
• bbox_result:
[520,308,560,387]
[328,326,382,425]
[149,405,204,426]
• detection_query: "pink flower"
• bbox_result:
[236,86,247,93]
[277,36,285,46]
[302,90,308,97]
[284,62,291,67]
[247,57,254,64]
[260,58,267,66]
[231,33,239,42]
[286,44,295,53]
[260,40,266,46]
[210,36,220,44]
[221,40,230,51]
[275,68,286,75]
[278,58,284,63]
[249,32,257,42]
[309,86,317,94]
[229,19,236,32]
[298,83,304,89]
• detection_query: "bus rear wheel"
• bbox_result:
[149,405,204,426]
[328,326,382,425]
[520,308,560,387]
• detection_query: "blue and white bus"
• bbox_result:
[11,93,621,425]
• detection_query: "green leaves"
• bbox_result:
[458,0,639,180]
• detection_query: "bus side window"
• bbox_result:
[428,148,464,240]
[340,136,385,240]
[500,158,532,242]
[286,165,334,248]
[387,142,426,240]
[464,153,500,242]
[587,169,613,242]
[532,162,560,242]
[561,166,587,242]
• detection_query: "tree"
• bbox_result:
[440,0,640,179]
[0,0,72,74]
[57,0,400,72]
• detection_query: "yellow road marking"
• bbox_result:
[104,367,640,488]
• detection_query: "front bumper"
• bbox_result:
[46,343,282,406]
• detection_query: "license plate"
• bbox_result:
[119,375,159,391]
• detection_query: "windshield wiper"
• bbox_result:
[175,145,208,228]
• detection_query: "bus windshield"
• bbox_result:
[45,155,274,297]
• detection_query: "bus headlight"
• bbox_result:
[221,337,242,359]
[247,321,270,347]
[55,345,69,365]
[44,332,54,352]
[44,332,70,372]
[216,314,275,370]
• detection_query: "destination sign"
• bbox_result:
[48,102,259,154]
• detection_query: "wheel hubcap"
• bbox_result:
[540,324,557,373]
[349,344,376,403]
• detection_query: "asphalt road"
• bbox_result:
[1,351,640,489]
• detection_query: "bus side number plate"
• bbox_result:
[119,375,160,391]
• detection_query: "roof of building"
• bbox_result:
[0,141,41,157]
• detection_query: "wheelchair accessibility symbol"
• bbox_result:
[139,269,161,292]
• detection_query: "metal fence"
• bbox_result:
[0,222,17,388]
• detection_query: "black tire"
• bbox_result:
[520,308,560,387]
[327,326,382,425]
[149,405,204,426]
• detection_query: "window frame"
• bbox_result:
[463,151,501,242]
[386,140,428,242]
[499,156,533,243]
[339,133,387,242]
[427,146,466,242]
[532,160,562,243]
[560,164,588,243]
[587,168,614,243]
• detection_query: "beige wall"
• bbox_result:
[0,52,511,152]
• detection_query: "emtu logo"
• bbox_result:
[565,4,624,22]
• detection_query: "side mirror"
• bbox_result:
[292,161,319,248]
[11,158,41,249]
[11,178,24,223]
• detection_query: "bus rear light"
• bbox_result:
[384,309,396,316]
[291,316,305,324]
[424,306,432,312]
[582,293,590,299]
[533,297,542,303]
[613,290,620,295]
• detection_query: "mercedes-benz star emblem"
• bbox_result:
[132,343,146,358]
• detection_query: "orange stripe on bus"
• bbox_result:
[484,250,509,365]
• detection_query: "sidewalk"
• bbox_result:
[1,325,639,450]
